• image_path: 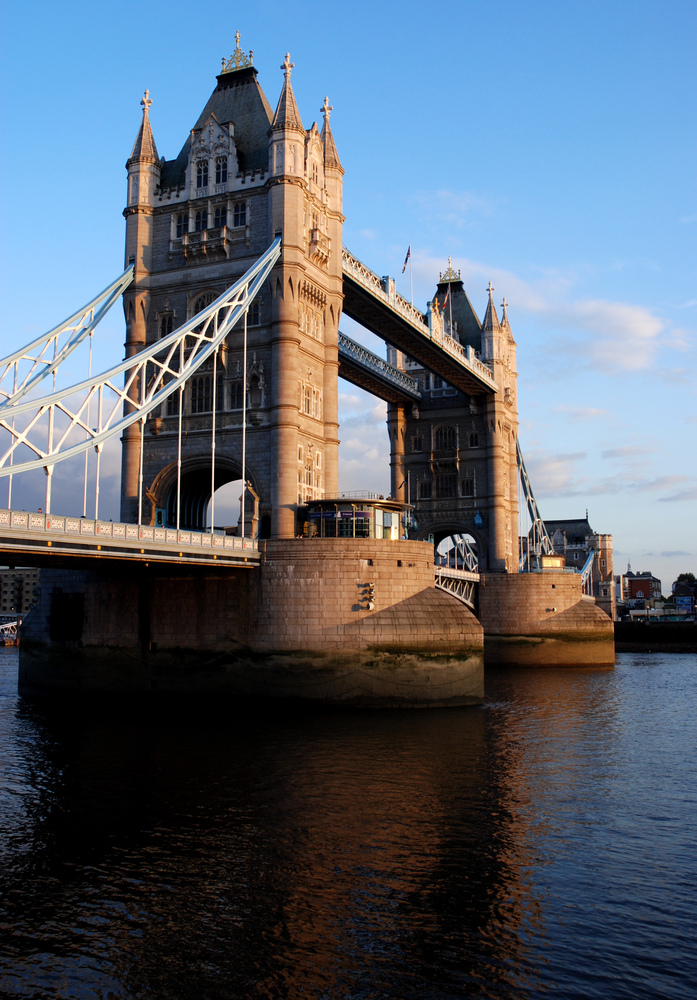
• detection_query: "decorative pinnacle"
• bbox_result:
[221,30,253,73]
[282,53,294,78]
[140,89,152,115]
[321,96,333,122]
[439,255,461,282]
[487,281,495,297]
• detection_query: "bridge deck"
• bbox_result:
[342,248,498,397]
[0,509,258,569]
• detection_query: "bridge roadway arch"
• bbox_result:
[148,455,262,534]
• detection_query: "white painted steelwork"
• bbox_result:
[517,438,555,571]
[0,266,134,411]
[0,238,281,480]
[434,534,479,610]
[580,549,595,595]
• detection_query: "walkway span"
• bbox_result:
[342,248,498,396]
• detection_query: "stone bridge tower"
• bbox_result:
[121,37,344,539]
[389,263,519,571]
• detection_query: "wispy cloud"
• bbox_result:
[556,405,609,421]
[601,446,655,460]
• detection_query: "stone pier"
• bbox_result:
[19,539,485,707]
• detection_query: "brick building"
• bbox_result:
[546,515,615,619]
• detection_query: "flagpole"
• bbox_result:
[410,246,413,305]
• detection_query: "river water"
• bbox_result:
[0,648,694,1000]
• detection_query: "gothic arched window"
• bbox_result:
[196,160,208,188]
[233,202,246,228]
[214,206,226,229]
[435,425,457,451]
[176,214,187,238]
[215,158,227,185]
[160,314,173,338]
[195,210,207,232]
[192,292,216,317]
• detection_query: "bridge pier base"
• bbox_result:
[479,571,615,666]
[19,540,484,707]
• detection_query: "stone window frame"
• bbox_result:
[194,210,208,232]
[175,213,188,238]
[213,206,227,229]
[215,157,228,185]
[196,159,209,189]
[233,201,247,228]
[434,424,457,452]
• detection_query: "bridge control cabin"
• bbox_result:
[299,496,412,540]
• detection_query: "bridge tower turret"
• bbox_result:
[121,91,161,522]
[480,283,519,571]
[119,38,344,537]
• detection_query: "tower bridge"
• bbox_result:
[3,36,614,701]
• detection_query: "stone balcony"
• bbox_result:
[308,228,331,267]
[169,225,247,264]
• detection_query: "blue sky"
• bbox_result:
[1,0,695,588]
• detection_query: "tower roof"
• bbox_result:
[501,297,516,345]
[482,282,502,331]
[127,91,159,166]
[270,53,304,133]
[320,96,342,170]
[433,258,482,351]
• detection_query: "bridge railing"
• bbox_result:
[0,508,258,557]
[338,332,421,398]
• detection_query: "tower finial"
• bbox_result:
[439,256,460,282]
[487,280,495,299]
[282,53,295,78]
[140,89,152,115]
[221,31,253,73]
[501,297,509,323]
[321,96,333,122]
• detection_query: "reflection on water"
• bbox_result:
[0,649,695,999]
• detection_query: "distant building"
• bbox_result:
[615,568,663,615]
[671,578,696,615]
[545,516,615,619]
[0,567,40,616]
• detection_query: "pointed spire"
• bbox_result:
[501,297,509,327]
[128,90,159,165]
[320,96,342,169]
[482,281,501,331]
[271,53,304,132]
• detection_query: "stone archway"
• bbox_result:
[418,522,487,572]
[148,456,259,531]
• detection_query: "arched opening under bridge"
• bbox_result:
[149,458,261,534]
[435,532,479,575]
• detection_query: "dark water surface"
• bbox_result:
[0,649,695,1000]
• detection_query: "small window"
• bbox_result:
[461,479,474,497]
[435,425,456,451]
[469,432,479,448]
[231,382,245,410]
[176,214,188,238]
[192,292,216,316]
[250,300,260,325]
[196,160,208,188]
[214,206,226,228]
[436,474,458,498]
[215,157,227,185]
[195,210,207,232]
[191,376,212,414]
[419,482,432,500]
[304,386,312,415]
[233,202,246,227]
[312,162,318,184]
[412,436,422,452]
[160,315,173,338]
[167,390,180,417]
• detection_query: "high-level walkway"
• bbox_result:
[342,248,498,396]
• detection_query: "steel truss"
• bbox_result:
[0,238,281,480]
[0,266,134,411]
[516,438,555,571]
[434,534,479,610]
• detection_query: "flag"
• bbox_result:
[402,245,411,273]
[441,285,450,312]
